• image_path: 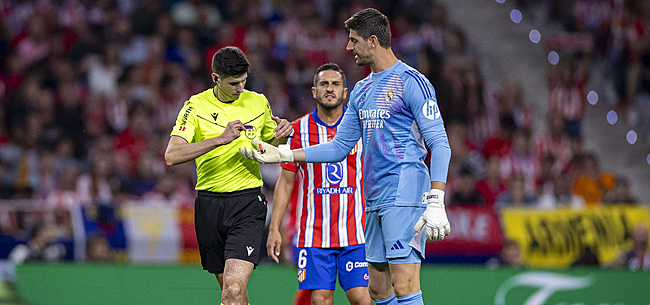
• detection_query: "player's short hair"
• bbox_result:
[344,8,391,48]
[211,46,250,77]
[313,63,346,87]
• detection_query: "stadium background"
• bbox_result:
[0,0,649,304]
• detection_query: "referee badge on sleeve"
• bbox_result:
[298,268,306,282]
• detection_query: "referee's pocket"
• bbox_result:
[256,193,268,219]
[257,194,267,206]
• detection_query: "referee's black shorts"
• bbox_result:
[194,187,267,274]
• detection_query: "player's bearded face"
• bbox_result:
[347,30,372,66]
[312,70,347,110]
[213,73,247,102]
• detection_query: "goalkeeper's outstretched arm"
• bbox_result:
[240,104,362,164]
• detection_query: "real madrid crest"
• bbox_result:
[244,126,257,139]
[385,88,394,102]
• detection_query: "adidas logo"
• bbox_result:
[390,240,405,250]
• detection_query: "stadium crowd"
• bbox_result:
[0,0,643,266]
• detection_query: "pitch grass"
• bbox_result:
[15,263,342,305]
[15,263,650,304]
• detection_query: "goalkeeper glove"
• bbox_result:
[239,138,294,164]
[414,189,451,241]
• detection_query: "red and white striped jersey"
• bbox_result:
[500,153,539,195]
[281,108,365,248]
[534,135,571,174]
[549,85,585,121]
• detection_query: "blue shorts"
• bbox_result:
[297,244,369,291]
[365,205,427,264]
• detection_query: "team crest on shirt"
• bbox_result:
[244,126,257,139]
[384,88,394,102]
[298,268,306,282]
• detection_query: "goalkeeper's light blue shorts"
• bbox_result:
[365,205,427,264]
[296,244,368,291]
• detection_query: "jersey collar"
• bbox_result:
[312,106,346,128]
[372,60,401,80]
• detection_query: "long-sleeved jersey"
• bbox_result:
[303,60,451,211]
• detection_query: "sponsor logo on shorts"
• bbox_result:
[346,261,368,272]
[364,274,369,280]
[390,240,405,251]
[298,268,306,282]
[246,246,254,256]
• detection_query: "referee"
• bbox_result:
[164,46,292,305]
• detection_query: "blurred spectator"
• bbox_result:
[445,122,484,198]
[609,224,650,271]
[501,128,537,194]
[113,17,149,66]
[54,137,80,174]
[486,239,523,269]
[496,174,537,210]
[549,59,586,138]
[482,114,516,159]
[128,150,162,197]
[465,65,501,147]
[476,155,507,208]
[571,246,600,267]
[604,176,638,204]
[449,165,484,205]
[36,150,57,199]
[142,174,193,207]
[537,174,585,209]
[84,43,122,99]
[8,224,66,264]
[77,154,115,206]
[86,234,113,263]
[45,165,81,209]
[572,153,616,206]
[499,81,534,130]
[114,104,152,176]
[534,113,571,174]
[15,18,51,68]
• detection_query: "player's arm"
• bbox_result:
[165,120,245,166]
[241,98,362,163]
[267,168,297,263]
[405,74,452,241]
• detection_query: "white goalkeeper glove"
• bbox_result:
[239,138,294,164]
[414,189,451,241]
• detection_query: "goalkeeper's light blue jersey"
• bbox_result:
[303,60,451,211]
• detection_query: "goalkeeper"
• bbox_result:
[241,8,451,305]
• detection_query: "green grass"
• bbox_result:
[15,263,348,305]
[15,263,650,305]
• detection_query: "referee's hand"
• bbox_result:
[272,116,292,138]
[219,120,245,144]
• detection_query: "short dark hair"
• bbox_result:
[344,8,391,48]
[313,63,346,87]
[211,46,250,77]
